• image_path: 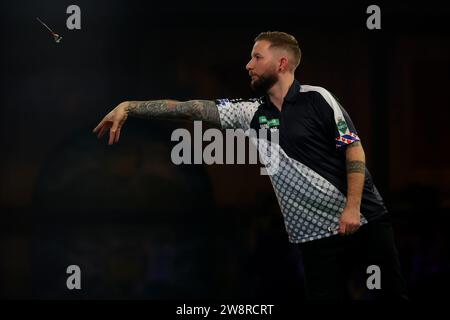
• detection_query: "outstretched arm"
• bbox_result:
[126,100,220,124]
[92,100,220,145]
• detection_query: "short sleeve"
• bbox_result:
[303,85,361,149]
[333,104,360,149]
[214,98,261,130]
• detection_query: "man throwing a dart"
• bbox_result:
[93,31,408,300]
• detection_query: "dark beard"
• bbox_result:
[250,72,278,95]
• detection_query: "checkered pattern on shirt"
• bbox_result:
[251,136,367,243]
[215,98,261,130]
[216,96,367,243]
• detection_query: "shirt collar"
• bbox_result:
[264,79,301,107]
[284,79,301,103]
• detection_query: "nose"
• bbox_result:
[246,59,254,71]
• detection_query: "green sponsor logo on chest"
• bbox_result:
[258,116,268,124]
[268,118,280,127]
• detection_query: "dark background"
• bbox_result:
[1,0,449,300]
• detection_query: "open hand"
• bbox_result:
[92,102,129,145]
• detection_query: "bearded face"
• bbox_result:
[246,40,284,95]
[250,65,279,95]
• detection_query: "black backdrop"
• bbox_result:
[1,0,449,300]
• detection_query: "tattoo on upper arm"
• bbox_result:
[346,160,365,174]
[126,100,220,126]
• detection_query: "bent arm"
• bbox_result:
[337,141,366,234]
[345,141,366,210]
[126,100,221,127]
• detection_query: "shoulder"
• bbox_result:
[214,97,264,129]
[216,97,263,107]
[300,85,336,103]
[299,84,342,111]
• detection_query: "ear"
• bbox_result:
[278,57,290,72]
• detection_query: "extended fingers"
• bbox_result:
[108,118,123,145]
[108,126,116,145]
[92,119,105,134]
[114,127,121,143]
[97,125,109,139]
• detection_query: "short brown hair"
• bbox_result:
[255,31,301,72]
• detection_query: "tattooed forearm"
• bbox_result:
[345,142,365,208]
[346,160,365,174]
[125,100,221,127]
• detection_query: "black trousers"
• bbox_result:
[298,214,409,300]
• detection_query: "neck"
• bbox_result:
[267,73,295,111]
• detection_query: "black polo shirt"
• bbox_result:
[215,79,387,243]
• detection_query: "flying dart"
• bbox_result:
[36,17,63,43]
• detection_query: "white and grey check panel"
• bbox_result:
[215,98,261,130]
[249,135,368,243]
